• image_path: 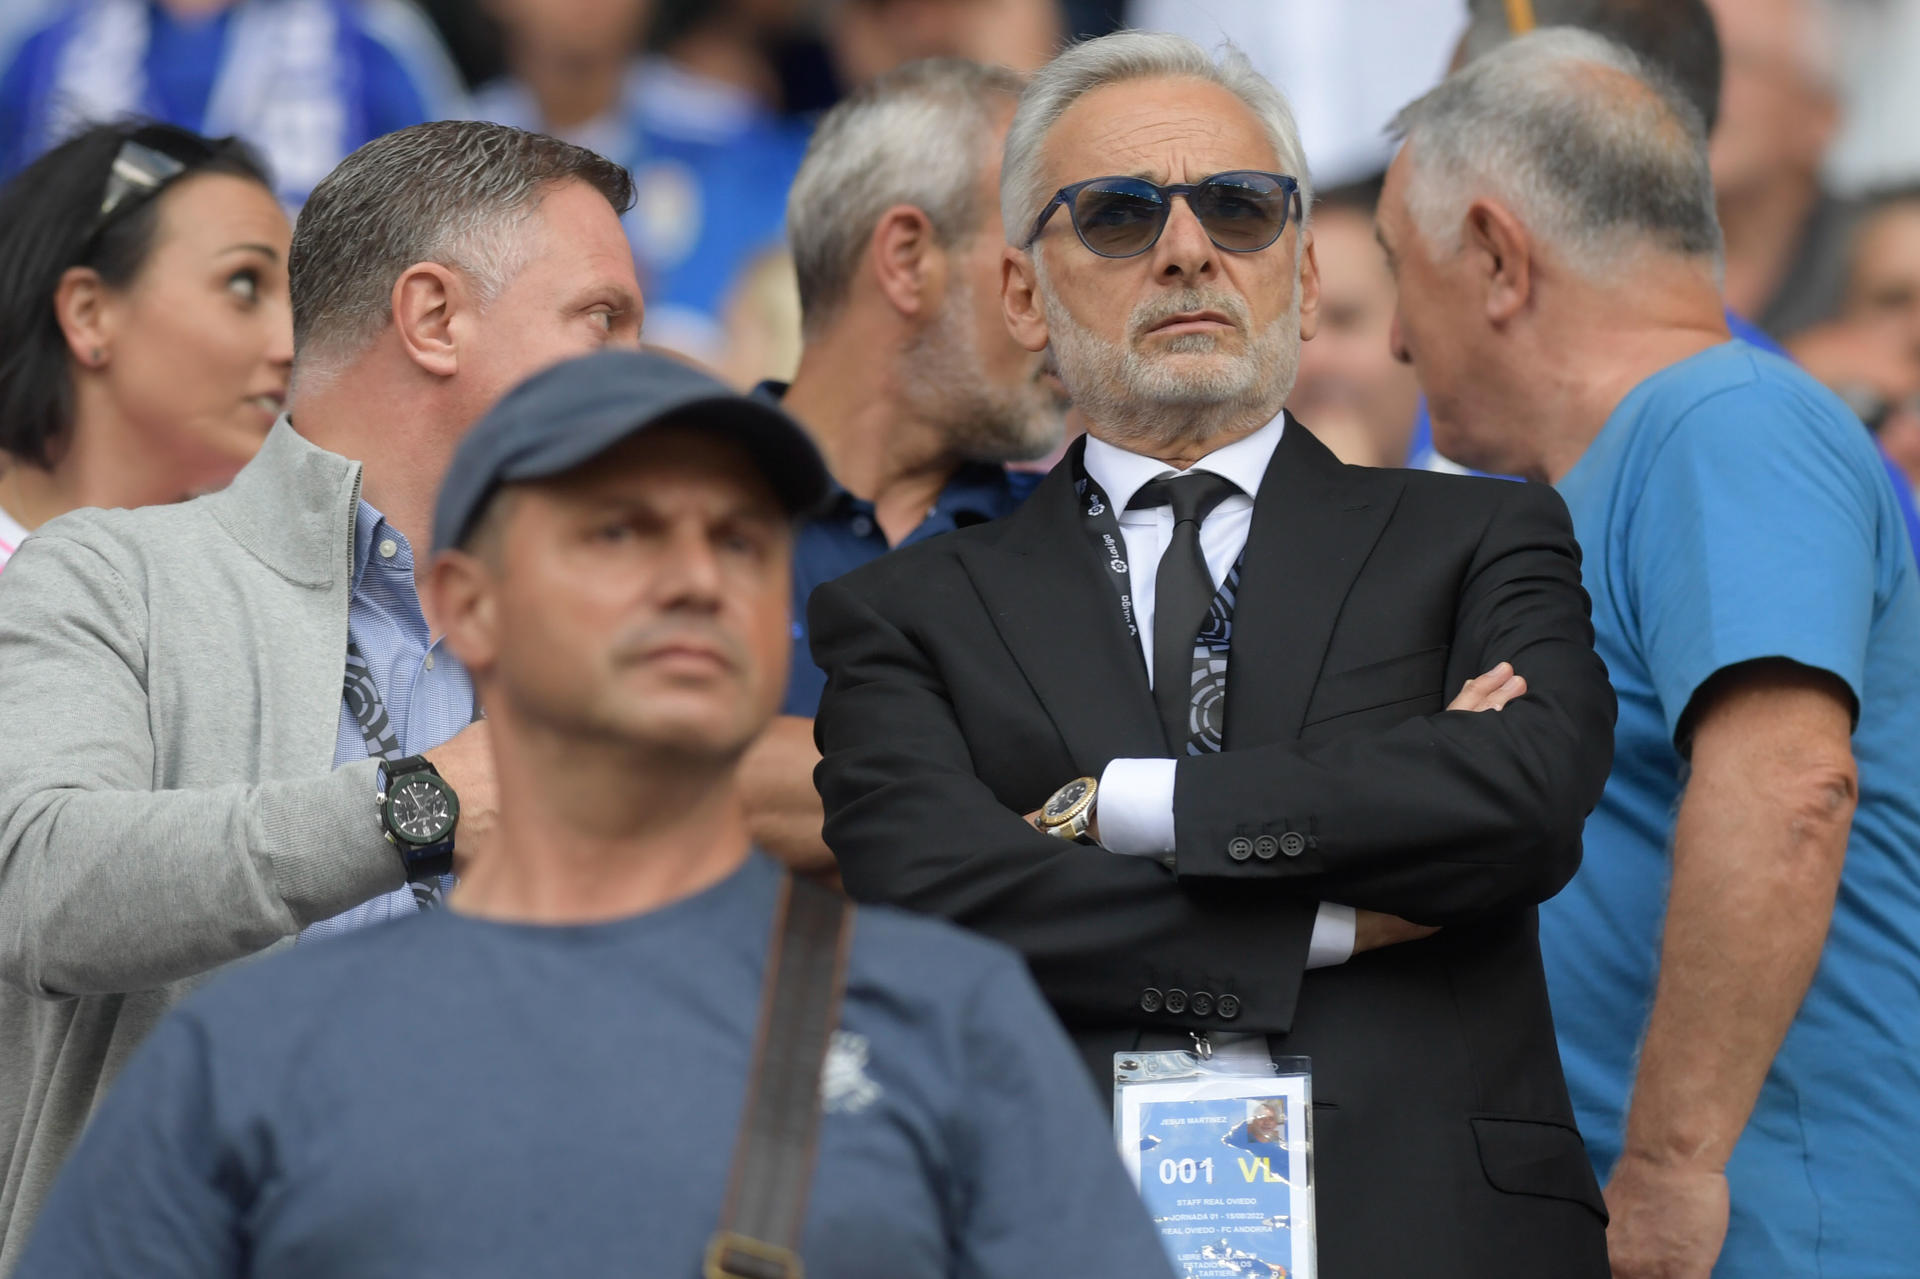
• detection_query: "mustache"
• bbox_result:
[1127,288,1252,340]
[608,619,748,671]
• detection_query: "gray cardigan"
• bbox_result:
[0,420,406,1271]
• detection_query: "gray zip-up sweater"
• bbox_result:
[0,420,406,1271]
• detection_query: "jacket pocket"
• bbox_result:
[1468,1116,1608,1221]
[1301,645,1449,727]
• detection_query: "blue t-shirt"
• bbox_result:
[17,853,1172,1279]
[1542,341,1920,1277]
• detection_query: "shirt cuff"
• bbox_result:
[1306,903,1356,969]
[1094,757,1177,857]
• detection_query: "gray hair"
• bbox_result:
[1390,28,1721,277]
[1001,31,1312,252]
[787,58,1026,334]
[289,121,635,377]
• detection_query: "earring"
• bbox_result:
[88,347,104,366]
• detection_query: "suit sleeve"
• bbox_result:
[811,575,1320,1035]
[1170,480,1616,923]
[0,533,403,999]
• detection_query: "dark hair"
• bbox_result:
[288,121,635,369]
[0,121,272,469]
[1462,0,1723,134]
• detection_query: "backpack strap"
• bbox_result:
[705,873,853,1279]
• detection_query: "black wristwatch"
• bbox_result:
[377,755,459,881]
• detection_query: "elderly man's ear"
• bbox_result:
[1463,198,1533,325]
[1000,245,1050,353]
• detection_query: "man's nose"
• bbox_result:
[1150,195,1217,281]
[655,528,725,609]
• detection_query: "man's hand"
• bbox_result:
[1351,909,1439,953]
[740,715,838,876]
[1449,661,1526,712]
[1603,1152,1730,1279]
[424,719,498,875]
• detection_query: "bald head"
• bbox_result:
[1392,27,1720,279]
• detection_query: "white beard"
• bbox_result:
[1039,260,1301,453]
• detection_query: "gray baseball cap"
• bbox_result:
[432,349,831,553]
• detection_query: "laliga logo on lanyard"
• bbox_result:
[1087,494,1106,517]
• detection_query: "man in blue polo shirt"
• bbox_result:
[0,0,464,209]
[738,58,1069,871]
[1381,32,1920,1279]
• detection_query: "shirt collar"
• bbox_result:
[349,498,414,595]
[1081,409,1288,514]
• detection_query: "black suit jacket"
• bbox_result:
[809,422,1616,1277]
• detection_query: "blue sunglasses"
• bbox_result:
[1024,170,1302,259]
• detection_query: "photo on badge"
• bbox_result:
[1116,1054,1315,1278]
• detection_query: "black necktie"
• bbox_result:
[1129,472,1241,753]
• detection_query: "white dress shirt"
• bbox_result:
[1082,413,1357,978]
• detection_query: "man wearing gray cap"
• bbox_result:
[14,350,1175,1279]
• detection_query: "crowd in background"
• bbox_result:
[0,0,1915,511]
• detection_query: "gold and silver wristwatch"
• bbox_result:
[1037,775,1099,842]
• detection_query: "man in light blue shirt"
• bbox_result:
[1380,31,1920,1279]
[0,120,642,1268]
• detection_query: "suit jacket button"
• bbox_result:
[1227,836,1255,861]
[1140,987,1165,1013]
[1164,988,1188,1014]
[1190,991,1215,1017]
[1216,993,1241,1020]
[1254,835,1280,860]
[1279,832,1307,858]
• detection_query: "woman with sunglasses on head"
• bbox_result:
[0,120,292,572]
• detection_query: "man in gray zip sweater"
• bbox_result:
[0,120,643,1271]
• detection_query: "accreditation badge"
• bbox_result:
[1115,1051,1316,1279]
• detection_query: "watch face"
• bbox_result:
[388,776,455,845]
[1044,778,1090,821]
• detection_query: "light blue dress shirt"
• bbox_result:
[301,500,476,941]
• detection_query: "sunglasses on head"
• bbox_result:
[81,136,215,251]
[1024,170,1302,259]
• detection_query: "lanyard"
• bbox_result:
[1073,454,1146,658]
[342,638,403,762]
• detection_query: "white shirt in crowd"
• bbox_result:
[1079,413,1358,999]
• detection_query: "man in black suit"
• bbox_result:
[807,29,1616,1279]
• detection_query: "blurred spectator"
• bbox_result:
[1288,175,1420,467]
[1705,0,1851,339]
[474,0,810,363]
[1384,28,1920,1277]
[1127,0,1464,186]
[714,246,804,389]
[0,0,466,210]
[826,0,1065,87]
[1824,0,1920,196]
[1790,187,1920,523]
[0,120,291,574]
[737,58,1067,871]
[1459,0,1723,129]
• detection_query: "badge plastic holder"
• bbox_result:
[1116,1047,1316,1279]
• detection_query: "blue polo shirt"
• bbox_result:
[755,383,1041,716]
[1542,341,1920,1277]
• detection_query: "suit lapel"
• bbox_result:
[957,440,1167,770]
[1225,417,1403,749]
